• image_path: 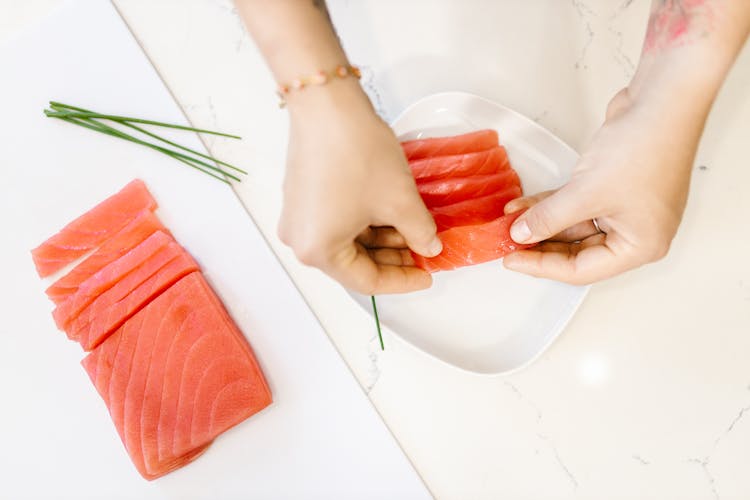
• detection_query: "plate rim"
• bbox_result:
[392,90,580,158]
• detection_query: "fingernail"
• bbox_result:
[510,220,531,243]
[502,254,519,270]
[426,237,443,257]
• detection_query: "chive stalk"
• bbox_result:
[371,295,384,350]
[48,101,241,138]
[44,101,244,183]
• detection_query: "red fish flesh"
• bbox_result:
[401,129,499,161]
[31,179,157,277]
[81,272,272,480]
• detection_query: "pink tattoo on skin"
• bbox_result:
[644,0,714,53]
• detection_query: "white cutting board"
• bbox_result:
[0,1,431,499]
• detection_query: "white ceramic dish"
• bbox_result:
[348,91,589,375]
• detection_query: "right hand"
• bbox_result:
[278,79,442,294]
[501,88,697,284]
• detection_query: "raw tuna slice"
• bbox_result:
[430,185,522,231]
[401,129,499,161]
[51,231,173,331]
[73,251,199,350]
[64,240,186,341]
[31,179,157,277]
[412,211,534,272]
[410,146,509,182]
[418,170,521,208]
[46,210,168,305]
[81,272,272,480]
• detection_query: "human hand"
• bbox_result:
[279,81,442,294]
[502,88,702,284]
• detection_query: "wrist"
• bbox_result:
[625,47,722,141]
[286,77,375,121]
[631,52,717,104]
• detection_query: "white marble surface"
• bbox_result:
[3,1,750,498]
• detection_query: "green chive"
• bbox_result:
[118,121,247,175]
[371,295,384,350]
[55,115,233,183]
[48,101,242,139]
[61,115,242,183]
[46,101,246,184]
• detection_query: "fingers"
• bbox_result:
[286,221,431,294]
[504,191,554,215]
[356,226,407,249]
[503,233,638,285]
[506,191,601,243]
[553,221,602,243]
[328,243,432,295]
[387,190,443,258]
[364,264,433,294]
[366,247,416,266]
[507,183,599,245]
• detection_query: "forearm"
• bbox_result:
[235,0,370,114]
[234,0,346,80]
[629,0,750,122]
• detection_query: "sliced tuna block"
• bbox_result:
[46,209,168,305]
[418,170,521,208]
[401,129,499,161]
[31,179,157,277]
[412,211,534,272]
[51,231,174,331]
[409,146,509,182]
[73,250,199,350]
[63,240,186,341]
[430,185,522,231]
[81,272,272,480]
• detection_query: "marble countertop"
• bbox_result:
[4,1,750,498]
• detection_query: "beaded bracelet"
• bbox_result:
[276,64,362,108]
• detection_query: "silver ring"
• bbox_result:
[592,218,605,234]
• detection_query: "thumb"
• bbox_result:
[510,184,594,244]
[388,194,443,258]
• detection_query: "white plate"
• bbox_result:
[349,91,589,375]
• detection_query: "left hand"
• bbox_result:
[501,88,701,285]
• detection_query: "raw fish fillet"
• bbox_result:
[52,231,173,331]
[430,186,522,231]
[418,170,521,207]
[73,250,199,350]
[31,179,157,277]
[401,129,499,161]
[81,272,272,480]
[65,240,186,341]
[412,211,534,272]
[46,210,168,305]
[410,146,509,182]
